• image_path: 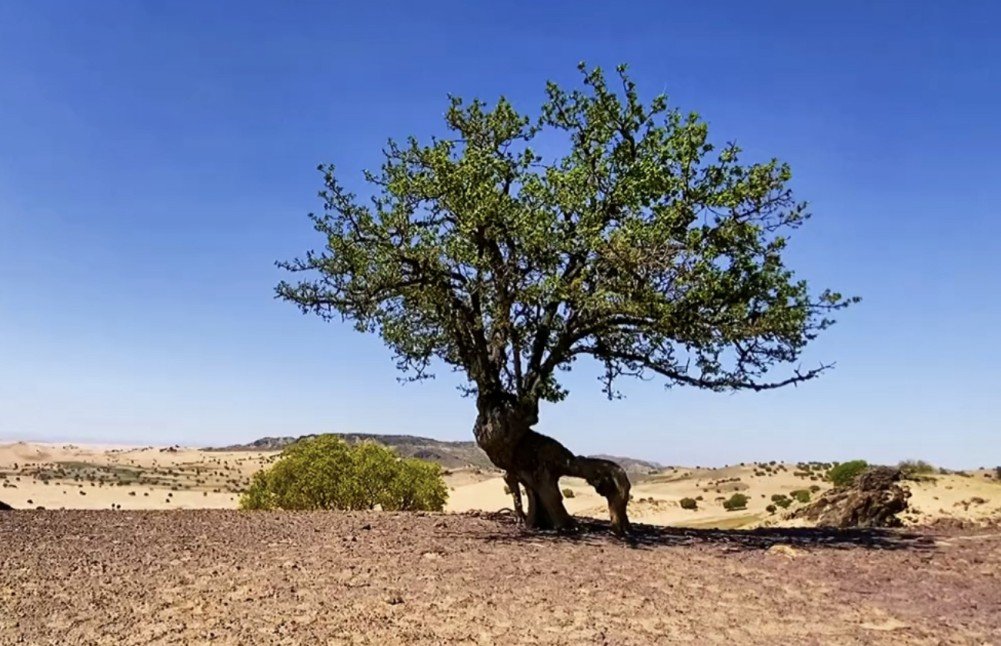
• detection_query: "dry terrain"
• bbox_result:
[2,442,999,530]
[3,443,1001,643]
[2,510,1000,644]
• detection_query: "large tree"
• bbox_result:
[277,64,856,535]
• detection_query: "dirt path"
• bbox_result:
[1,511,998,644]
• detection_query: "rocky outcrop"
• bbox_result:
[793,466,910,528]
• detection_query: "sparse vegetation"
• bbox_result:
[771,494,792,509]
[562,488,575,499]
[239,435,448,512]
[899,459,934,475]
[722,493,748,511]
[679,497,698,510]
[790,489,811,504]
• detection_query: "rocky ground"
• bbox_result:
[2,511,999,645]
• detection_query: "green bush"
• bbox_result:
[722,493,749,511]
[562,488,575,498]
[790,489,811,503]
[809,484,821,493]
[771,493,792,509]
[239,435,447,511]
[765,504,777,514]
[827,460,868,487]
[679,497,697,510]
[899,460,935,476]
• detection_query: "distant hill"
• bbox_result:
[209,433,495,470]
[588,454,665,475]
[209,434,662,474]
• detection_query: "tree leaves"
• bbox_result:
[277,64,857,405]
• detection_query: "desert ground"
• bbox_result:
[2,511,1000,644]
[2,442,1000,644]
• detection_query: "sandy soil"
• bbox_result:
[3,442,999,530]
[2,510,999,645]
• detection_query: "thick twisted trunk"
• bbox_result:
[473,394,632,535]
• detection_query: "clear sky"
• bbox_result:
[1,1,998,467]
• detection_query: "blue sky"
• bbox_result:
[1,1,998,467]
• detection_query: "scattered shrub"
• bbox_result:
[899,459,935,476]
[679,497,698,510]
[239,435,448,512]
[771,493,792,509]
[827,460,868,487]
[722,493,749,511]
[809,485,821,493]
[790,489,811,504]
[562,488,575,499]
[765,504,777,514]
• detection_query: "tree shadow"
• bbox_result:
[467,511,936,552]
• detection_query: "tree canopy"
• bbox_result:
[277,63,856,407]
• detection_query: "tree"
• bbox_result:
[277,64,856,535]
[827,460,869,487]
[239,435,447,511]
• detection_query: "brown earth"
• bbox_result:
[2,511,999,645]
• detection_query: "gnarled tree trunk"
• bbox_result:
[473,392,632,535]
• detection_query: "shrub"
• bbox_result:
[771,493,792,509]
[995,466,1001,480]
[679,497,698,510]
[765,504,777,514]
[809,485,821,493]
[562,488,575,498]
[790,489,811,504]
[827,460,868,487]
[899,460,935,476]
[239,435,447,512]
[722,493,749,511]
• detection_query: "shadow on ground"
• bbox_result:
[465,511,936,552]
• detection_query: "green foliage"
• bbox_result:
[827,460,868,487]
[562,487,575,498]
[898,460,935,476]
[771,493,792,509]
[809,484,821,493]
[679,497,698,510]
[790,489,811,503]
[277,63,856,404]
[765,504,777,514]
[239,435,447,512]
[722,493,749,511]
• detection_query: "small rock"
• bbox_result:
[767,544,801,558]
